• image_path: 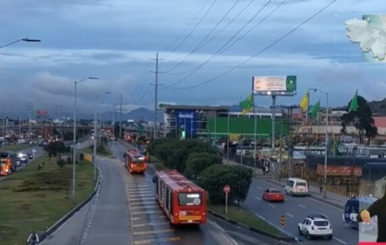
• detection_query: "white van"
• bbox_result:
[284,178,309,196]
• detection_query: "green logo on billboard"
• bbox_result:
[285,76,297,92]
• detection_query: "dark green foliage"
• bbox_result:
[57,159,66,168]
[184,152,222,179]
[149,138,217,173]
[88,145,109,155]
[341,95,378,144]
[44,141,69,156]
[198,164,253,205]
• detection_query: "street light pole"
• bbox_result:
[0,38,41,49]
[72,77,98,202]
[309,88,329,198]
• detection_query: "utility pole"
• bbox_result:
[150,53,163,139]
[119,94,123,139]
[271,105,299,178]
[112,103,116,139]
[26,102,33,141]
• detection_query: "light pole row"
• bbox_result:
[309,88,329,199]
[72,77,112,202]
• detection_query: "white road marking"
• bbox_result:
[298,204,306,209]
[333,237,347,244]
[308,197,343,211]
[255,197,261,200]
[256,186,261,189]
[268,203,276,208]
[285,212,294,218]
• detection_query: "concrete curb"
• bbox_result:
[263,179,345,209]
[39,166,102,242]
[207,209,297,242]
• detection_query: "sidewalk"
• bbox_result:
[223,158,348,209]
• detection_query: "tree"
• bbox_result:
[148,138,217,173]
[341,95,377,144]
[198,164,253,205]
[114,122,121,138]
[184,152,222,179]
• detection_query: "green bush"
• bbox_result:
[149,138,217,173]
[57,159,66,168]
[198,164,253,205]
[184,152,221,179]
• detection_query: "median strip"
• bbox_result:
[0,151,95,245]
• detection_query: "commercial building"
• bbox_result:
[161,104,289,139]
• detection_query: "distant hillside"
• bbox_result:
[99,107,163,122]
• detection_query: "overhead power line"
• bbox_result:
[166,0,256,76]
[161,1,208,54]
[163,0,275,88]
[161,0,217,60]
[166,0,337,90]
[163,0,239,73]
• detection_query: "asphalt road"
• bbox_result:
[245,179,359,245]
[43,155,131,245]
[114,141,286,245]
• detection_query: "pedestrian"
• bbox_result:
[27,231,39,244]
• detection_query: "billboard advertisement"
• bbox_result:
[175,109,197,138]
[346,15,386,63]
[252,76,297,96]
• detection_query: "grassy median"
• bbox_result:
[2,144,38,152]
[0,154,95,245]
[83,144,112,156]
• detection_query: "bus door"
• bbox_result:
[176,192,206,223]
[343,199,358,228]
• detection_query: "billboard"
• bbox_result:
[175,109,197,138]
[36,110,49,120]
[252,76,297,96]
[346,15,386,63]
[158,102,176,110]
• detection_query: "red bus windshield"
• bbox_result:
[178,193,202,206]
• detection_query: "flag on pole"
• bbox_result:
[310,100,320,118]
[299,91,309,112]
[348,90,359,113]
[239,94,254,114]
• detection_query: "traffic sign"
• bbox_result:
[263,160,270,174]
[223,185,230,193]
[280,214,286,227]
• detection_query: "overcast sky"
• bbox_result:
[0,0,385,116]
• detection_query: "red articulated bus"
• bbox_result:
[124,149,147,174]
[153,170,206,225]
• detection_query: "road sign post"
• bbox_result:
[223,185,230,214]
[280,214,286,232]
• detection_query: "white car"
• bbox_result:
[298,214,333,240]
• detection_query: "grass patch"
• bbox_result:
[2,144,38,152]
[150,155,167,170]
[0,154,95,245]
[207,204,283,236]
[83,145,112,156]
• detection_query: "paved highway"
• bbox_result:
[114,141,287,245]
[245,178,358,245]
[43,155,131,245]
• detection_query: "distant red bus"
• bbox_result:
[153,170,206,225]
[124,149,147,173]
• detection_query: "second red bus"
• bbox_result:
[124,149,147,173]
[153,169,206,225]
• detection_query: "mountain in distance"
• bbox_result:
[97,107,163,122]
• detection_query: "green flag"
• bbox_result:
[348,90,359,113]
[239,94,254,114]
[309,100,320,118]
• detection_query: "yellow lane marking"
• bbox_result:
[132,210,163,215]
[131,205,159,210]
[133,229,174,235]
[133,222,170,227]
[132,215,166,221]
[133,237,180,245]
